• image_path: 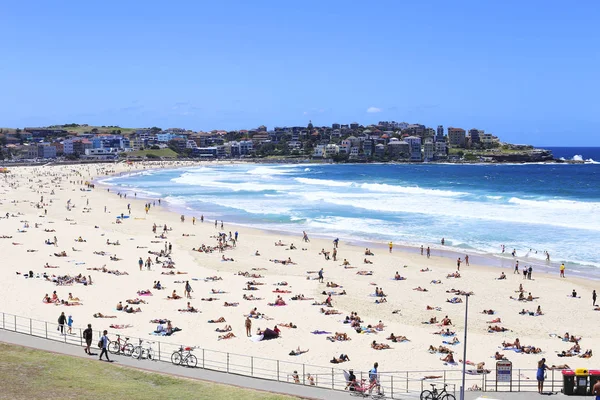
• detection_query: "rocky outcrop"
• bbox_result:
[487,150,553,163]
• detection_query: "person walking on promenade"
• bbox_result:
[83,323,93,354]
[99,330,110,361]
[245,317,252,337]
[57,312,66,335]
[67,315,73,334]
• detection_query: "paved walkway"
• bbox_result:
[0,329,565,400]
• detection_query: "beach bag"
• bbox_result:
[98,339,103,348]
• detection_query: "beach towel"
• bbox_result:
[250,334,264,342]
[311,330,331,335]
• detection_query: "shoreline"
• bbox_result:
[100,163,600,281]
[1,161,598,375]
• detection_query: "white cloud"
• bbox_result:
[367,106,382,113]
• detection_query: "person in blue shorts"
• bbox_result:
[592,378,600,400]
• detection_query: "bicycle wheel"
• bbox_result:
[123,343,134,356]
[171,352,182,365]
[107,341,119,354]
[131,346,142,359]
[186,354,198,368]
[441,394,456,400]
[420,390,434,400]
[147,348,155,361]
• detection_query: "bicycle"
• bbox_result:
[107,334,134,356]
[132,339,156,361]
[171,345,198,368]
[420,383,455,400]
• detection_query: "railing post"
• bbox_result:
[45,322,48,338]
[277,360,280,381]
[2,312,4,329]
[227,353,229,373]
[518,369,521,391]
[251,356,254,377]
[158,342,161,362]
[551,369,554,392]
[302,364,305,385]
[14,315,16,331]
[331,368,334,389]
[406,371,409,393]
[30,318,32,335]
[80,328,83,346]
[202,349,205,369]
[391,375,394,398]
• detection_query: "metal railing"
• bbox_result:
[0,311,560,397]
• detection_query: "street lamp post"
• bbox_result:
[460,294,470,400]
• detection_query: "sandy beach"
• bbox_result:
[0,162,597,376]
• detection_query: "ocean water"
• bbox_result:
[102,149,600,277]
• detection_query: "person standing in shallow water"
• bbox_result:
[456,258,461,271]
[593,290,597,306]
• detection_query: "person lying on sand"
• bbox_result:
[427,306,442,311]
[328,332,351,342]
[243,294,263,301]
[364,258,373,264]
[494,351,506,360]
[422,317,438,324]
[371,340,390,350]
[356,271,373,275]
[414,287,428,292]
[441,353,456,363]
[215,325,232,333]
[126,298,146,305]
[387,333,408,342]
[447,272,461,279]
[502,338,522,349]
[330,353,350,363]
[93,313,116,318]
[123,305,142,313]
[497,272,507,280]
[488,325,511,333]
[434,329,455,336]
[278,322,297,328]
[447,297,463,304]
[429,345,452,354]
[365,248,374,256]
[224,302,239,307]
[208,317,226,323]
[320,308,341,315]
[289,347,309,356]
[201,297,219,302]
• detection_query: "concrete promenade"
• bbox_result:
[0,329,566,400]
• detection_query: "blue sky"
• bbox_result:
[2,1,599,145]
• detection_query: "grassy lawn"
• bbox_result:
[127,148,179,158]
[0,343,297,400]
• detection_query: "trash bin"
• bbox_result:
[562,370,575,395]
[575,368,589,396]
[589,370,600,395]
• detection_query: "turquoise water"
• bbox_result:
[102,159,600,276]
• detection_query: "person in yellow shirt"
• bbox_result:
[388,242,393,253]
[559,263,565,278]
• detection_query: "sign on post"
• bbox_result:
[496,360,513,391]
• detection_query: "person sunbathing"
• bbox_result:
[441,316,452,326]
[497,272,507,280]
[482,309,495,315]
[441,353,455,363]
[242,294,262,301]
[551,364,571,369]
[138,289,153,296]
[42,294,51,303]
[224,302,239,307]
[356,270,373,275]
[364,258,373,264]
[116,301,123,311]
[326,282,340,288]
[487,317,501,323]
[535,306,543,315]
[447,272,461,278]
[221,255,234,262]
[434,328,455,336]
[215,325,232,333]
[488,325,510,333]
[375,297,387,304]
[521,346,542,354]
[579,349,593,358]
[278,322,297,328]
[422,317,438,324]
[269,298,286,306]
[420,268,431,272]
[123,305,142,313]
[414,286,428,292]
[329,332,351,341]
[208,317,226,323]
[365,248,374,256]
[109,324,132,329]
[320,308,341,315]
[54,251,67,257]
[427,305,442,311]
[502,338,522,349]
[289,347,309,356]
[68,293,80,302]
[168,290,182,300]
[273,288,291,293]
[447,297,463,304]
[494,351,506,360]
[93,313,116,318]
[371,340,390,350]
[109,255,121,261]
[429,345,452,354]
[394,272,406,280]
[126,298,146,305]
[275,240,286,246]
[211,289,226,294]
[330,354,350,363]
[387,333,408,342]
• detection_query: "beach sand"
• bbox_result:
[0,162,597,376]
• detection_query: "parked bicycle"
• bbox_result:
[107,334,134,356]
[420,383,455,400]
[132,339,156,361]
[171,345,198,368]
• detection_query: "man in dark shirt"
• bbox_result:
[83,324,93,354]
